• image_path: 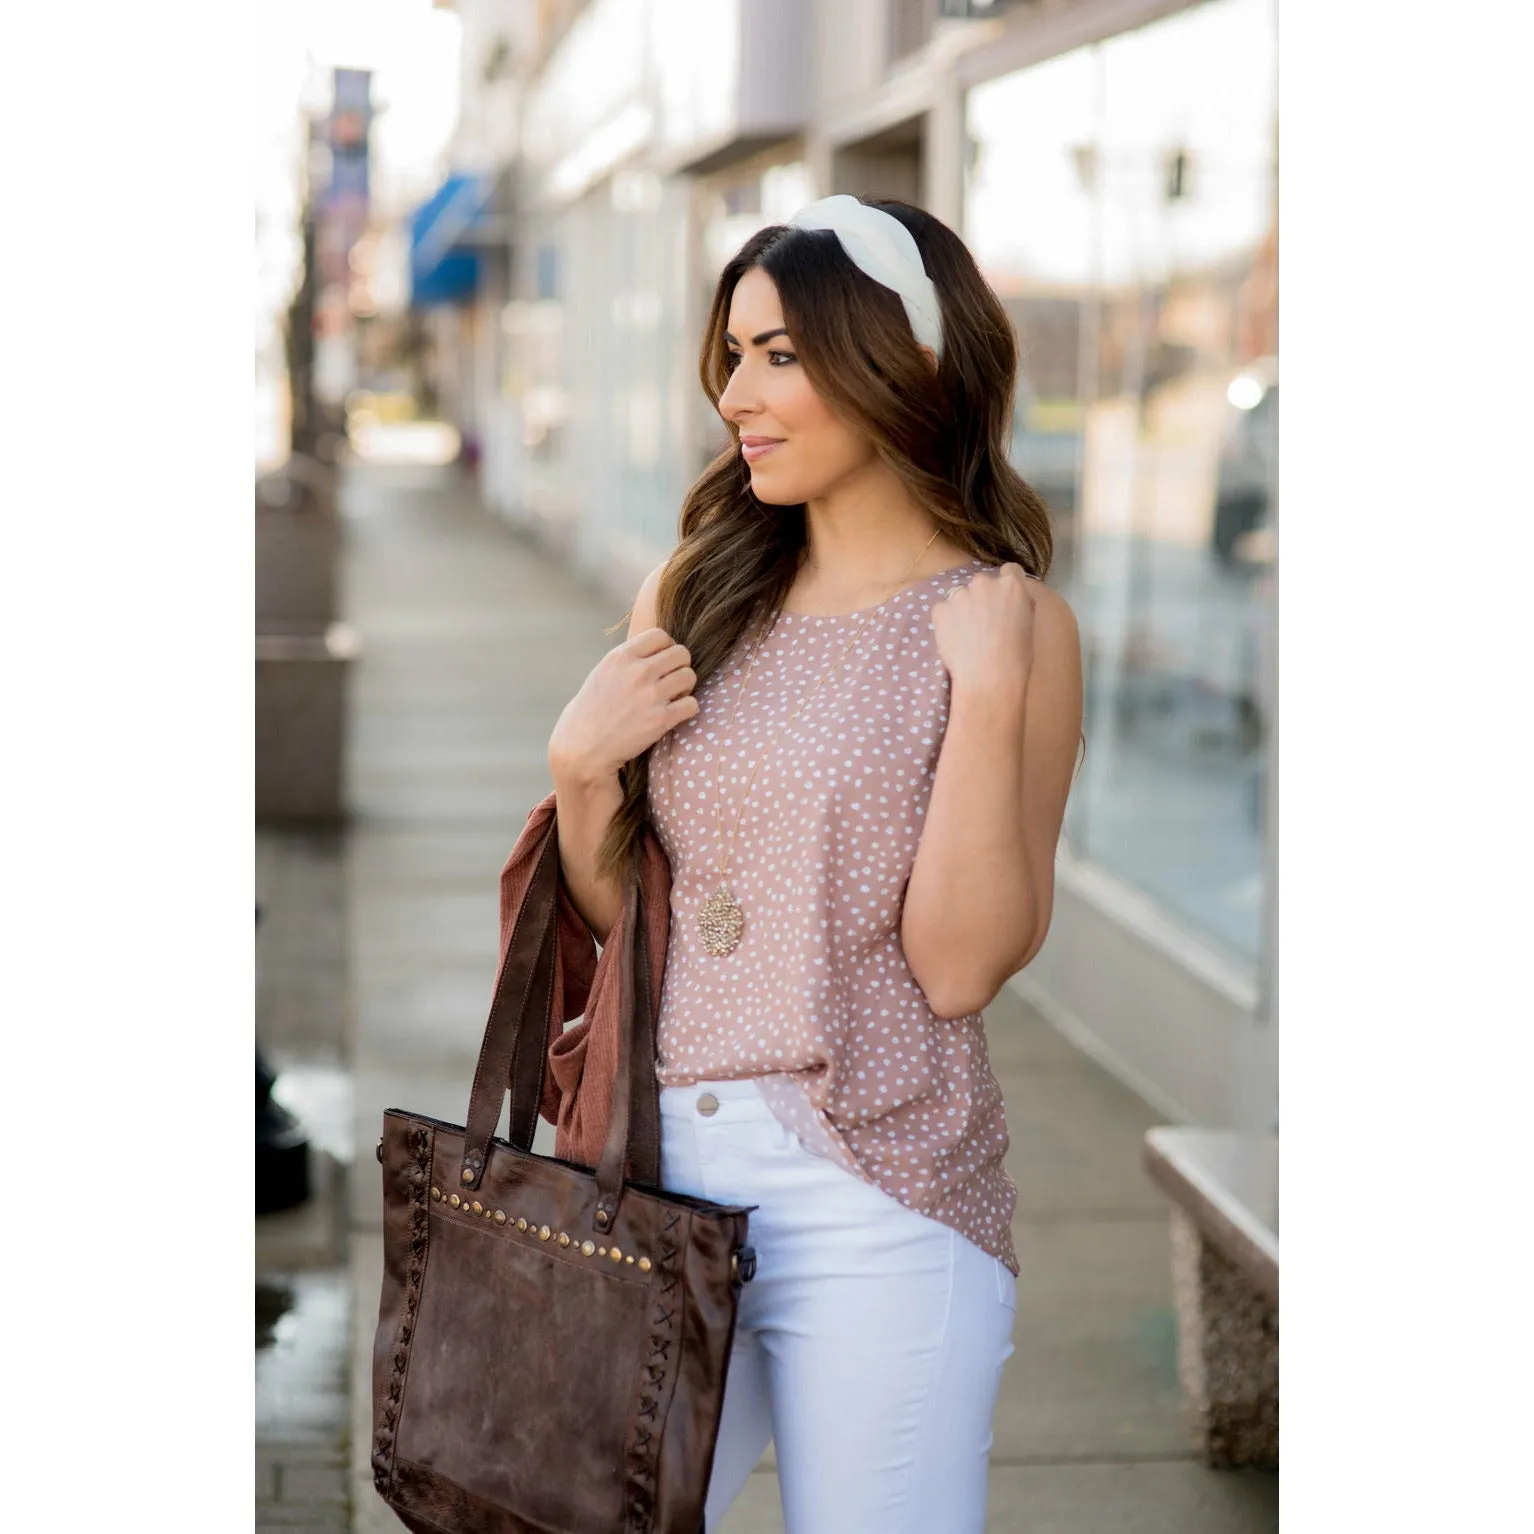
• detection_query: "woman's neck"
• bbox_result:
[793,465,970,610]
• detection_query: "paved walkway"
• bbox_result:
[338,460,1278,1533]
[256,826,353,1534]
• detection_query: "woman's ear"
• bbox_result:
[919,344,939,375]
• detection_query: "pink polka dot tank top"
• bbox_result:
[647,558,1019,1276]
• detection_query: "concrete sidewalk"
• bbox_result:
[340,460,1278,1533]
[256,826,354,1534]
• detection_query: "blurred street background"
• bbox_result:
[255,3,1279,1530]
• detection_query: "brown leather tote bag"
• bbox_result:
[371,814,758,1533]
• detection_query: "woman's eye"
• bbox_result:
[724,349,797,372]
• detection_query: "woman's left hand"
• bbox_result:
[930,562,1039,700]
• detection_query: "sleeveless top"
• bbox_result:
[647,558,1019,1276]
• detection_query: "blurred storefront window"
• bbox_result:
[967,0,1277,964]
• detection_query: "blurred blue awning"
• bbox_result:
[409,173,494,307]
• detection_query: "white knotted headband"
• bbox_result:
[785,194,944,361]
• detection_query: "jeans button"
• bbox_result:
[696,1092,720,1116]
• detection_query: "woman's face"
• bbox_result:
[716,266,876,505]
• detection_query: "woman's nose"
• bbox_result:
[718,365,754,419]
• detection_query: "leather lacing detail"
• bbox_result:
[373,1125,432,1494]
[623,1209,683,1531]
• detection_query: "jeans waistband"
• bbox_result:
[658,1078,779,1122]
[658,1077,770,1102]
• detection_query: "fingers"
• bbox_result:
[626,627,691,675]
[653,644,692,679]
[624,625,674,657]
[659,665,697,702]
[970,564,1040,597]
[621,628,697,735]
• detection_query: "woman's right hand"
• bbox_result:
[548,627,699,783]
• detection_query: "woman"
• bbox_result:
[547,194,1084,1533]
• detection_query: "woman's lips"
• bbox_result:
[740,438,784,463]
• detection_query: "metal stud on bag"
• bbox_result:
[426,1193,674,1268]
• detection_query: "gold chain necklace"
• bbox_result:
[697,528,942,958]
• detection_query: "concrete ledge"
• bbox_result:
[1169,1207,1278,1468]
[256,623,361,823]
[257,454,341,629]
[1145,1130,1278,1468]
[1144,1129,1277,1304]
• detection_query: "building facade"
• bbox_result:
[431,0,1279,1132]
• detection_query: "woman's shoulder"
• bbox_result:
[972,558,1075,608]
[951,563,1082,676]
[1026,573,1079,635]
[953,557,1076,610]
[628,557,671,639]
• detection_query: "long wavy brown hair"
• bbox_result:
[595,196,1057,884]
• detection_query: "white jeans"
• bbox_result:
[659,1077,1017,1534]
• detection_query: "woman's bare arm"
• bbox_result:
[900,584,1083,1017]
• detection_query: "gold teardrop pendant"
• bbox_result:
[698,883,745,957]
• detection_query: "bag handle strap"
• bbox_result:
[456,809,661,1227]
[502,829,563,1154]
[593,869,660,1231]
[457,816,561,1189]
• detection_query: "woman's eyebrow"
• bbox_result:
[723,327,790,346]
